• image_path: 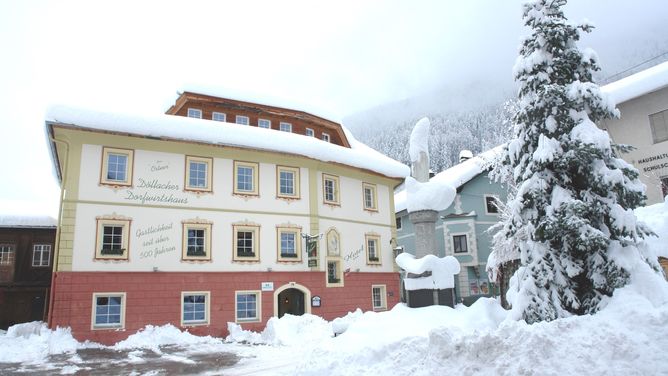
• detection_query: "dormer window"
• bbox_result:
[305,128,315,137]
[280,122,292,132]
[258,119,271,128]
[212,112,226,122]
[187,108,202,119]
[322,133,331,142]
[236,115,250,125]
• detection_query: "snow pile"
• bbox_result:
[0,322,81,364]
[408,117,430,163]
[635,196,668,259]
[0,215,57,228]
[331,309,364,335]
[114,324,222,352]
[46,105,409,179]
[395,253,460,290]
[227,313,334,346]
[291,287,668,376]
[404,176,456,213]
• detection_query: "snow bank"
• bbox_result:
[395,253,460,290]
[227,313,335,346]
[635,196,668,258]
[0,322,81,364]
[113,324,222,352]
[46,105,409,179]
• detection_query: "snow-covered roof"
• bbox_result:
[0,215,57,228]
[46,105,409,180]
[395,146,502,213]
[601,61,668,105]
[178,85,343,124]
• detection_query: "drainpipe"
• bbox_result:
[46,132,69,328]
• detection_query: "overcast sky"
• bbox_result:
[1,0,667,217]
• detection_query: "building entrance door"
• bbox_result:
[277,288,305,318]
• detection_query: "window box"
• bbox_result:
[182,222,212,261]
[233,224,260,262]
[95,218,131,260]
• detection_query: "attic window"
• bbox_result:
[280,122,292,132]
[188,108,202,119]
[212,112,226,122]
[322,133,330,142]
[236,115,250,125]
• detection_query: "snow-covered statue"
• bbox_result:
[398,117,460,308]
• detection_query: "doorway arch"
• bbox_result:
[274,283,311,318]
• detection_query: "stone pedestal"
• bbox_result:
[408,210,439,258]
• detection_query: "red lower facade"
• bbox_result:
[49,271,400,345]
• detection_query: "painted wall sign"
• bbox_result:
[136,222,177,259]
[636,153,668,173]
[311,295,321,307]
[344,245,364,262]
[123,160,189,205]
[261,282,274,291]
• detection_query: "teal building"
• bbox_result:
[395,149,508,305]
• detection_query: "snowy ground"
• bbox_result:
[2,199,667,375]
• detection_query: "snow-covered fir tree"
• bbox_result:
[493,0,657,323]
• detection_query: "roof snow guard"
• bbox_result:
[45,105,409,182]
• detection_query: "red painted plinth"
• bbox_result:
[49,271,400,345]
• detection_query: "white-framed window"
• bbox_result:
[365,234,381,265]
[277,166,300,199]
[182,222,212,261]
[326,258,343,287]
[277,226,302,262]
[187,108,202,118]
[92,292,126,330]
[484,195,500,215]
[305,128,314,137]
[322,133,331,142]
[236,115,250,125]
[363,183,378,211]
[234,161,259,195]
[235,291,261,322]
[95,218,131,260]
[233,225,260,261]
[212,112,226,122]
[32,244,51,267]
[0,244,14,265]
[181,291,210,326]
[453,234,468,254]
[396,217,402,230]
[279,122,292,132]
[372,285,387,310]
[649,109,668,144]
[100,147,134,186]
[258,119,271,128]
[185,156,213,192]
[323,174,340,205]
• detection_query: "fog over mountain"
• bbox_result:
[343,1,668,173]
